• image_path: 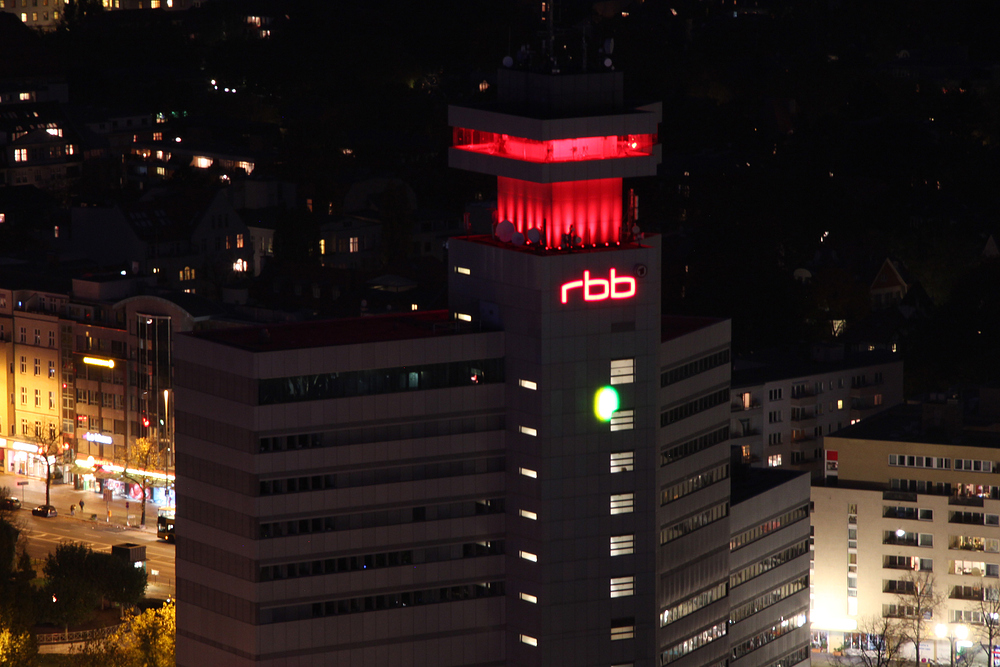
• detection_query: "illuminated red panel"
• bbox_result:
[454,128,655,163]
[497,176,621,247]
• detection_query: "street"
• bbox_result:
[0,472,175,599]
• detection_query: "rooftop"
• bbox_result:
[661,315,726,343]
[190,310,479,351]
[831,400,1000,450]
[731,466,807,506]
[732,345,899,388]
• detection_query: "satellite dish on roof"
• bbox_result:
[512,232,525,246]
[526,228,541,244]
[496,220,515,243]
[502,56,514,68]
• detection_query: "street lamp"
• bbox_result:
[936,623,969,667]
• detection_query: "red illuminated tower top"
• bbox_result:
[449,65,661,249]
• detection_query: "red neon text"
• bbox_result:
[560,269,636,304]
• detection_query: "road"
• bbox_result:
[0,472,175,599]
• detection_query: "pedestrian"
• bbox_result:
[79,498,85,513]
[70,504,75,516]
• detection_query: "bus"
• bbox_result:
[157,506,175,541]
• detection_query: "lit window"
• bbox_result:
[454,266,471,275]
[455,312,472,322]
[610,576,635,598]
[20,12,25,21]
[611,358,634,385]
[0,213,5,224]
[519,467,537,478]
[610,534,634,556]
[410,304,418,311]
[64,144,74,155]
[519,379,537,390]
[611,623,635,641]
[519,550,537,562]
[837,399,844,410]
[520,592,537,604]
[520,635,537,647]
[610,451,634,472]
[519,509,537,520]
[236,233,244,249]
[611,493,634,515]
[349,237,359,252]
[153,132,162,141]
[768,454,782,467]
[156,167,165,176]
[192,156,212,169]
[318,239,325,254]
[519,425,537,436]
[14,149,26,162]
[610,409,634,431]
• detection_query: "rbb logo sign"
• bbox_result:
[560,269,636,304]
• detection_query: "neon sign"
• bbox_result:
[84,432,113,445]
[560,269,636,304]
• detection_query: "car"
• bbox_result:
[0,497,21,510]
[31,505,57,518]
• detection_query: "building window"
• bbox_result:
[610,451,634,472]
[519,379,537,390]
[33,329,40,345]
[610,409,634,431]
[768,388,783,401]
[33,358,40,376]
[768,454,782,467]
[48,391,54,410]
[19,356,25,373]
[19,388,25,405]
[520,635,537,647]
[768,433,782,445]
[34,389,40,407]
[14,148,27,162]
[519,425,537,436]
[661,463,729,505]
[520,592,537,604]
[611,358,634,385]
[519,467,537,478]
[610,622,635,641]
[610,493,634,514]
[349,237,359,252]
[611,576,635,598]
[48,361,55,378]
[519,509,537,520]
[768,410,782,423]
[610,534,634,556]
[660,582,728,626]
[519,551,537,562]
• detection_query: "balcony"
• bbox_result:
[950,511,989,525]
[790,392,818,407]
[883,532,919,547]
[951,587,984,600]
[950,496,986,507]
[731,401,761,414]
[884,490,918,503]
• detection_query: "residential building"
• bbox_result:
[730,345,903,477]
[811,388,1000,657]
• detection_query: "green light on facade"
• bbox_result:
[594,386,620,421]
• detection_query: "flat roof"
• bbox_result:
[832,402,1000,450]
[732,346,899,388]
[731,466,807,506]
[661,315,726,343]
[455,234,652,256]
[189,310,481,352]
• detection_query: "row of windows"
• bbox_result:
[881,530,932,547]
[258,498,505,539]
[660,502,729,545]
[730,539,810,589]
[259,581,505,625]
[660,622,727,665]
[891,478,1000,500]
[661,463,729,506]
[950,536,1000,553]
[257,357,505,405]
[889,454,952,469]
[660,389,729,427]
[259,457,504,496]
[17,357,56,377]
[949,511,1000,526]
[951,561,1000,578]
[884,555,932,572]
[883,505,933,521]
[259,540,503,582]
[730,611,808,661]
[660,349,730,388]
[882,603,927,618]
[659,581,727,627]
[763,645,811,667]
[730,505,809,552]
[17,387,56,410]
[258,414,505,453]
[660,426,730,466]
[730,575,809,625]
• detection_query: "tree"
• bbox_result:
[0,625,37,667]
[75,600,175,667]
[116,437,164,528]
[976,585,1000,667]
[32,426,66,508]
[44,543,100,631]
[834,615,905,667]
[895,572,944,667]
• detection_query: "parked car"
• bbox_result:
[0,497,20,510]
[31,505,57,518]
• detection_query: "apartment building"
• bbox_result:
[730,345,903,477]
[811,389,1000,657]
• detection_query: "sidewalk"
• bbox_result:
[0,471,164,534]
